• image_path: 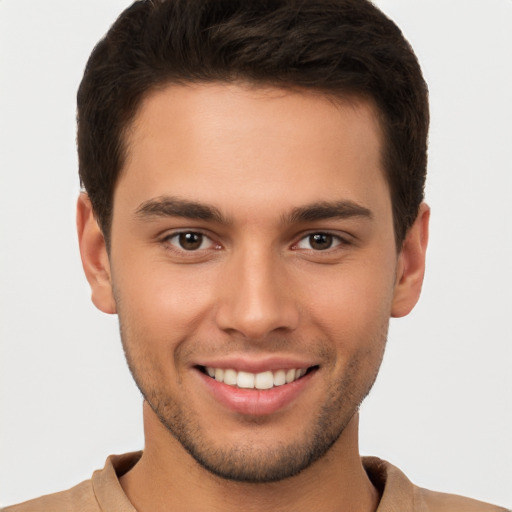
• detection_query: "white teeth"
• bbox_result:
[223,369,237,386]
[285,368,296,383]
[255,371,274,390]
[205,366,310,389]
[237,371,255,388]
[273,369,286,387]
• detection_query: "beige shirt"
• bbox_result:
[3,452,508,511]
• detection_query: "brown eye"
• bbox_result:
[166,232,213,251]
[295,232,344,251]
[308,233,333,250]
[165,231,220,255]
[178,232,204,250]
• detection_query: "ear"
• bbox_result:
[391,203,430,318]
[76,193,116,314]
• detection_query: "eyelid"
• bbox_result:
[158,228,352,255]
[161,229,221,252]
[292,231,352,251]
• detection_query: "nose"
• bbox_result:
[214,248,300,341]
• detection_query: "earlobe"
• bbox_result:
[391,203,430,318]
[76,193,116,314]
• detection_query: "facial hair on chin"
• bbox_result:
[119,321,387,483]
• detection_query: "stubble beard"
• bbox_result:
[119,324,387,483]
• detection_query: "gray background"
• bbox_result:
[1,0,511,507]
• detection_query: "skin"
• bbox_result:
[77,83,429,512]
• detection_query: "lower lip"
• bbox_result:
[197,369,316,416]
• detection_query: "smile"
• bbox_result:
[201,366,314,390]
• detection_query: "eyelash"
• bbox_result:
[162,231,220,253]
[292,232,349,252]
[161,230,350,254]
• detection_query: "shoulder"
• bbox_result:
[363,456,509,512]
[2,452,140,512]
[1,479,98,512]
[415,487,510,512]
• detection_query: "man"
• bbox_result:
[3,0,508,511]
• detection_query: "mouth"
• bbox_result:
[197,365,319,390]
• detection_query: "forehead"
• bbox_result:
[127,82,382,156]
[117,82,389,220]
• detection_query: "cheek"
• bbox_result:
[306,262,395,331]
[300,267,395,379]
[113,259,217,345]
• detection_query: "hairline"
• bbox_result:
[99,78,400,251]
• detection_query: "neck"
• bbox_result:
[120,403,379,512]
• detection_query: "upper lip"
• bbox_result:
[194,356,318,374]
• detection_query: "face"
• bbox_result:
[79,83,427,483]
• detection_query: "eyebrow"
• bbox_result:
[134,196,372,225]
[135,196,227,223]
[286,200,373,224]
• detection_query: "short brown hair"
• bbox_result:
[77,0,429,246]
